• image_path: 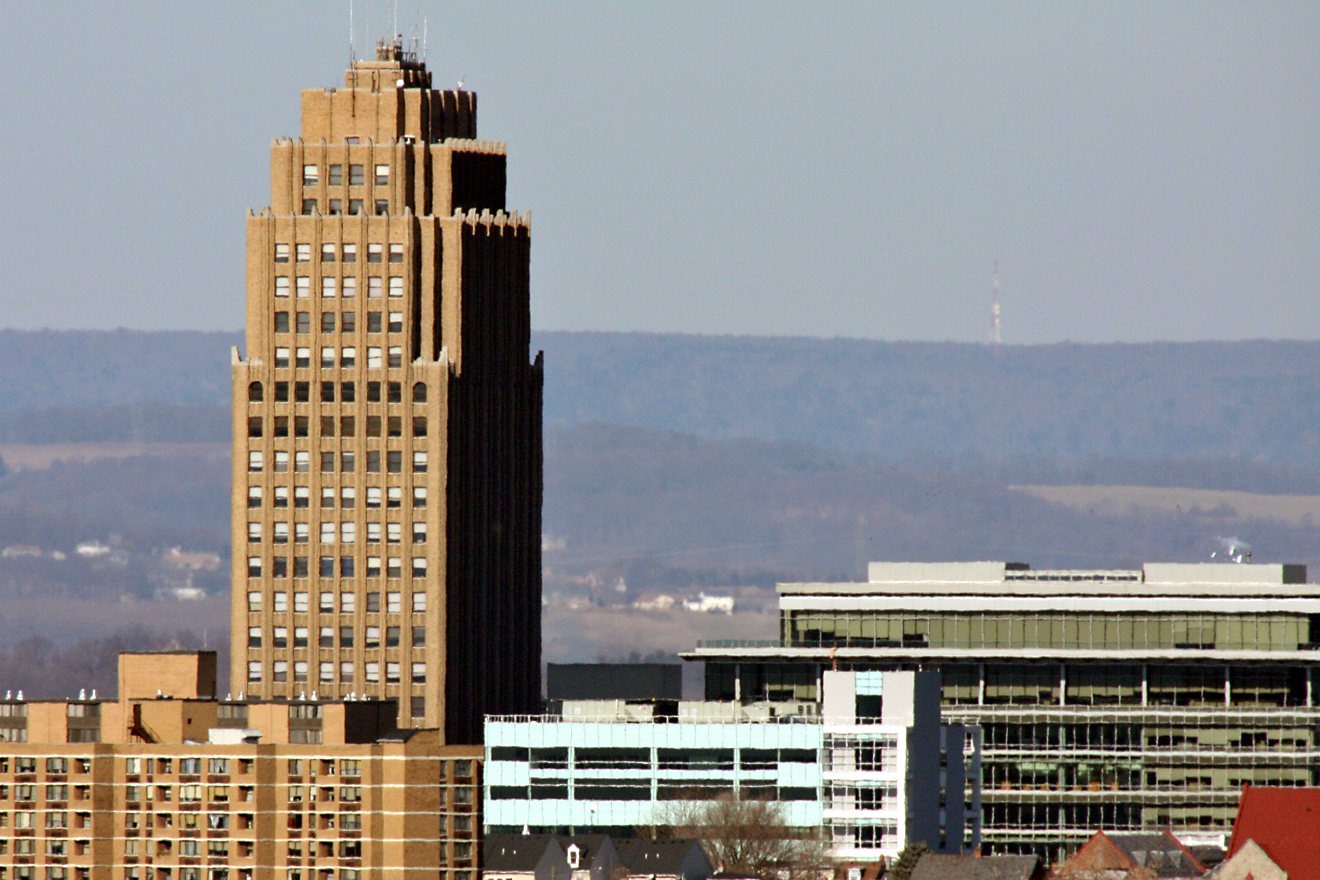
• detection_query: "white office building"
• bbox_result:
[484,670,981,861]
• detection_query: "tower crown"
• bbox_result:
[300,45,473,144]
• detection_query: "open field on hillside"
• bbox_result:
[1011,484,1320,528]
[0,442,229,471]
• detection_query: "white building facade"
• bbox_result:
[484,671,981,861]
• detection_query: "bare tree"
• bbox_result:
[654,793,829,880]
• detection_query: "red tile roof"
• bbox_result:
[1227,785,1320,880]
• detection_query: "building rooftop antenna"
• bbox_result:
[989,259,1002,350]
[349,0,356,65]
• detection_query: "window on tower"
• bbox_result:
[321,244,335,263]
[368,244,383,264]
[342,277,357,298]
[375,165,389,186]
[342,243,357,263]
[302,165,319,186]
[349,165,364,186]
[388,312,403,333]
[274,312,290,333]
[375,200,389,215]
[388,278,404,297]
[302,199,317,215]
[296,312,310,333]
[389,244,404,263]
[296,244,311,263]
[412,416,427,437]
[367,312,382,333]
[275,277,290,297]
[342,312,357,333]
[275,243,290,263]
[349,199,364,215]
[328,165,343,186]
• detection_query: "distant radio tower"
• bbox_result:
[989,259,1002,350]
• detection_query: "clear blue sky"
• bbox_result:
[1,2,1316,343]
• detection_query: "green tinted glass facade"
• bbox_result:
[783,610,1318,651]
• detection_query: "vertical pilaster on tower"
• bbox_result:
[231,52,542,743]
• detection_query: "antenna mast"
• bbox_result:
[990,259,1002,350]
[349,0,355,64]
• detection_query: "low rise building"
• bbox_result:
[0,651,481,880]
[484,670,980,862]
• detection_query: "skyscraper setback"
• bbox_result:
[232,42,543,743]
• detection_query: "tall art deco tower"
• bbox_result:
[231,43,542,743]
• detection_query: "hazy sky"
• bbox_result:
[1,2,1315,343]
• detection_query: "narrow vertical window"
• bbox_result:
[302,165,319,186]
[374,165,389,186]
[321,244,336,263]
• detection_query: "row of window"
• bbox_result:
[274,275,404,298]
[248,450,427,473]
[279,242,402,263]
[270,344,405,369]
[250,485,428,510]
[0,867,373,880]
[303,197,394,215]
[249,414,427,440]
[248,660,426,685]
[250,625,425,649]
[247,590,426,614]
[249,521,427,545]
[248,554,427,580]
[302,163,389,188]
[275,310,404,334]
[250,380,427,404]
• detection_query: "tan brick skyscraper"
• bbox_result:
[232,42,542,742]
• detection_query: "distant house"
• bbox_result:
[160,547,222,571]
[614,839,714,880]
[910,853,1043,880]
[1220,785,1320,880]
[1210,840,1285,880]
[633,593,677,611]
[1052,830,1206,879]
[483,834,623,880]
[682,593,734,614]
[75,540,110,557]
[483,834,567,880]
